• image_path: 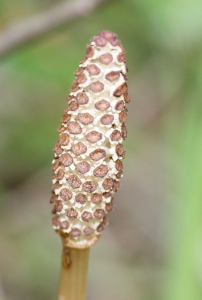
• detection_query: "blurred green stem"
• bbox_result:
[165,99,202,300]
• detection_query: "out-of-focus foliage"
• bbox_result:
[1,0,202,299]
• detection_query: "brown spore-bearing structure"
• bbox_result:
[51,30,129,249]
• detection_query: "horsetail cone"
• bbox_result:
[50,30,130,249]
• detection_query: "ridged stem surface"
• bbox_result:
[58,239,90,300]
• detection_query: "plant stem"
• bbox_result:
[58,238,90,300]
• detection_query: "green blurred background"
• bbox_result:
[1,0,202,299]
